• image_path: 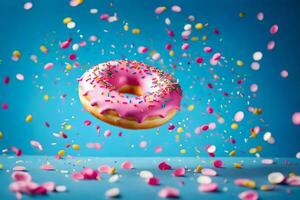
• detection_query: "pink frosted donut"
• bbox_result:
[78,60,182,129]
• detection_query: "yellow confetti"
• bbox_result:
[72,144,80,150]
[191,36,199,42]
[123,23,129,31]
[0,162,3,170]
[63,17,72,24]
[110,167,117,174]
[236,60,244,66]
[177,127,184,133]
[256,145,263,152]
[239,12,246,17]
[175,135,180,140]
[229,150,237,156]
[169,50,174,57]
[194,165,203,173]
[231,123,238,130]
[202,35,208,41]
[25,114,33,123]
[0,131,2,140]
[40,45,48,53]
[132,28,140,35]
[180,149,187,154]
[195,23,203,30]
[58,150,65,157]
[249,148,257,154]
[65,124,72,130]
[66,63,72,70]
[43,95,49,101]
[244,180,256,188]
[12,50,21,58]
[188,104,195,111]
[260,185,274,191]
[234,163,242,168]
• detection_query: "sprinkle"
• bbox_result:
[30,140,43,151]
[268,172,285,184]
[147,177,160,185]
[132,28,141,35]
[158,187,179,198]
[197,175,212,184]
[84,120,92,126]
[57,150,65,157]
[296,152,300,159]
[198,183,218,192]
[235,179,256,188]
[270,24,279,34]
[44,95,49,101]
[158,162,172,170]
[194,165,203,173]
[238,190,258,200]
[105,187,120,198]
[173,167,185,177]
[201,168,217,176]
[139,170,153,179]
[155,6,167,14]
[171,5,181,13]
[72,144,80,150]
[121,161,133,169]
[292,112,300,125]
[234,111,245,122]
[213,160,223,168]
[44,63,54,70]
[25,114,33,123]
[252,51,263,61]
[24,2,33,10]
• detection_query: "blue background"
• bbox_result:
[0,0,299,157]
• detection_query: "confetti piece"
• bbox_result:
[257,12,264,21]
[173,167,185,177]
[195,23,203,30]
[213,160,223,168]
[57,150,65,157]
[198,183,218,192]
[155,6,167,14]
[171,5,181,13]
[24,2,33,10]
[270,24,279,34]
[268,172,285,184]
[16,73,24,81]
[44,63,54,70]
[235,179,256,188]
[261,159,274,165]
[13,166,26,171]
[30,140,43,151]
[40,164,54,171]
[158,187,179,198]
[12,172,32,182]
[72,144,80,150]
[147,177,160,185]
[0,131,2,139]
[138,46,148,54]
[238,190,258,200]
[139,170,153,179]
[121,161,133,169]
[158,162,172,170]
[260,184,274,191]
[84,120,91,126]
[105,187,120,198]
[197,175,212,184]
[25,114,32,123]
[234,111,244,122]
[104,130,112,137]
[69,0,83,7]
[132,28,141,34]
[2,103,8,110]
[286,176,300,186]
[201,168,217,176]
[253,51,263,61]
[292,112,300,125]
[56,185,67,192]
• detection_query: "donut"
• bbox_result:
[78,60,182,129]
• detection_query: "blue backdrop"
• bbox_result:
[0,0,299,157]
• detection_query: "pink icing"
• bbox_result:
[78,60,182,123]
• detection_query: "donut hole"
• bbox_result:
[117,84,143,97]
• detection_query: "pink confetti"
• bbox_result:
[137,46,148,54]
[154,6,166,14]
[201,168,217,176]
[267,40,275,50]
[165,43,172,50]
[121,161,133,169]
[181,43,190,50]
[286,176,300,186]
[292,112,300,125]
[155,146,163,153]
[13,166,26,171]
[44,63,53,70]
[42,182,56,192]
[173,167,185,177]
[280,70,288,78]
[158,187,180,198]
[158,162,172,170]
[60,38,72,49]
[86,142,102,150]
[171,5,181,13]
[3,76,10,84]
[98,165,112,173]
[234,111,244,122]
[139,141,147,148]
[270,24,279,34]
[30,140,43,151]
[2,103,8,110]
[196,57,204,64]
[69,54,76,60]
[104,130,112,137]
[84,120,92,126]
[147,177,160,185]
[81,168,100,180]
[40,164,54,171]
[198,183,218,192]
[204,46,212,53]
[100,14,109,20]
[238,190,258,200]
[12,172,32,182]
[257,12,264,21]
[213,160,223,168]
